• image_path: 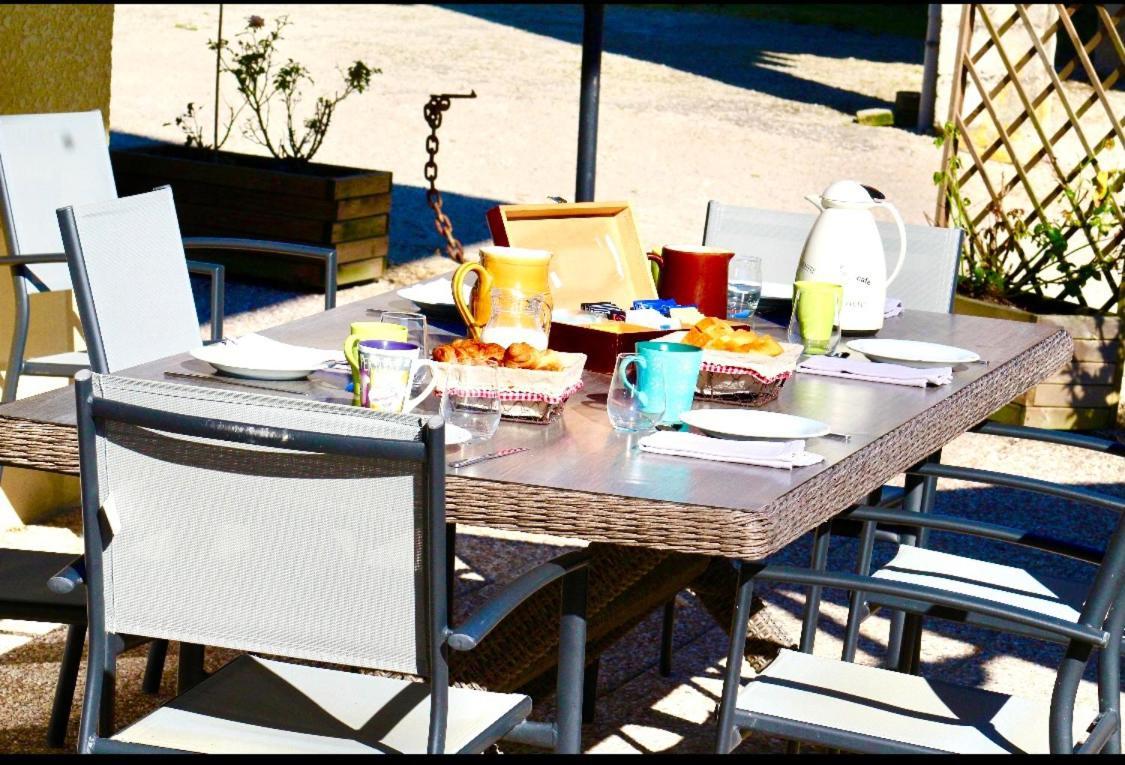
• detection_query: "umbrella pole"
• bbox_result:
[576,3,604,202]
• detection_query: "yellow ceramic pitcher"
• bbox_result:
[453,246,553,340]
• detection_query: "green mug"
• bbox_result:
[788,281,843,356]
[344,321,409,404]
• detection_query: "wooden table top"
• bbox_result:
[0,285,1072,559]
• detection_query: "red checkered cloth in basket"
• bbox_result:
[700,360,792,384]
[438,379,585,406]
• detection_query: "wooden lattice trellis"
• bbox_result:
[936,3,1125,316]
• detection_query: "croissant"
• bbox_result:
[431,344,460,363]
[433,339,566,371]
[479,342,506,363]
[529,349,564,371]
[501,342,538,369]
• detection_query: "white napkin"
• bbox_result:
[884,297,903,318]
[797,355,952,387]
[638,431,824,469]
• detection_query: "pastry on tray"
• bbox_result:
[432,338,566,372]
[681,317,783,357]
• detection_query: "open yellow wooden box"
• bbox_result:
[486,201,662,368]
[486,201,658,312]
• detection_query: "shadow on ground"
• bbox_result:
[4,478,1123,753]
[443,4,921,114]
[465,477,1125,751]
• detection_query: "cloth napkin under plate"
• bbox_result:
[797,355,952,387]
[638,431,824,469]
[884,297,903,318]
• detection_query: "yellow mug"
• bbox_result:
[344,321,408,404]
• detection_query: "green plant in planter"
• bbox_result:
[934,122,1124,314]
[170,14,380,162]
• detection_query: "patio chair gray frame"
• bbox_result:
[713,515,1125,754]
[73,371,589,754]
[0,110,338,405]
[0,550,101,747]
[830,432,1125,674]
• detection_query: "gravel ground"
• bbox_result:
[107,3,942,334]
[3,4,1125,755]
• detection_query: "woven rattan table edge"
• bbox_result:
[454,327,1073,559]
[0,328,1074,560]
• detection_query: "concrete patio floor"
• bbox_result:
[2,424,1122,753]
[2,3,1124,755]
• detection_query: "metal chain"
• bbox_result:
[423,91,477,263]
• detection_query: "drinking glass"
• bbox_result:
[787,281,843,356]
[607,353,666,432]
[440,363,502,442]
[727,255,763,321]
[380,311,429,355]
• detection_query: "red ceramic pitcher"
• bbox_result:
[647,245,734,319]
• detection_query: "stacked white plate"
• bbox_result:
[846,338,980,368]
[680,410,830,441]
[190,334,344,381]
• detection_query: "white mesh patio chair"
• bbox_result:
[0,112,183,745]
[72,372,589,754]
[711,494,1125,754]
[698,201,1125,698]
[0,111,215,402]
[0,110,338,404]
[701,201,963,313]
[652,202,968,678]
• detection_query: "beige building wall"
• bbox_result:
[0,4,114,527]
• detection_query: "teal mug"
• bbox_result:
[631,341,703,424]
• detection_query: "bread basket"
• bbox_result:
[432,351,587,423]
[660,331,802,408]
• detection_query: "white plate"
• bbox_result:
[397,278,472,322]
[397,277,469,307]
[190,335,340,381]
[680,409,830,440]
[846,338,979,368]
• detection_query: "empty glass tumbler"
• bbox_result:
[440,363,502,442]
[727,255,763,321]
[379,311,429,355]
[607,352,666,432]
[787,281,843,356]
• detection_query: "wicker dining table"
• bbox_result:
[0,286,1072,562]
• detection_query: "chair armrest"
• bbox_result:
[909,463,1125,514]
[47,555,85,595]
[753,563,1108,646]
[973,420,1125,457]
[185,259,226,343]
[447,549,589,651]
[844,505,1104,564]
[0,252,68,267]
[182,237,337,311]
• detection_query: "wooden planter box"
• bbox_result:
[954,294,1123,430]
[110,145,391,288]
